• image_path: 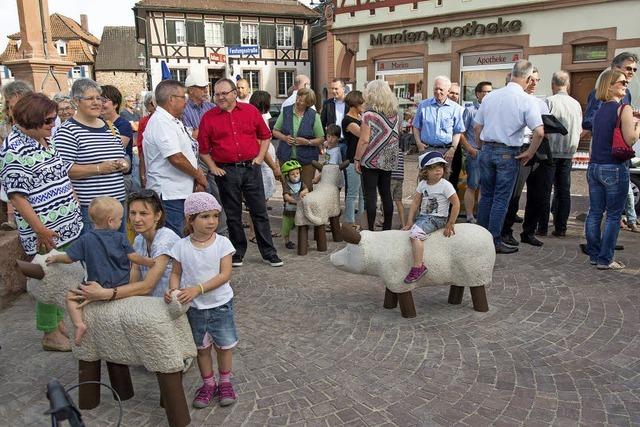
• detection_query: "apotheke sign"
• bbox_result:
[370,18,522,45]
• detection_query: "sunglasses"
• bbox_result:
[128,189,162,204]
[44,116,57,125]
[613,79,629,87]
[624,66,638,73]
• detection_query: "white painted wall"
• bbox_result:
[426,61,451,96]
[528,53,561,98]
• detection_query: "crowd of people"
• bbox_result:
[0,51,638,409]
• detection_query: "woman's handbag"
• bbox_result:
[611,104,635,161]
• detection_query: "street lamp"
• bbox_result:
[138,52,146,69]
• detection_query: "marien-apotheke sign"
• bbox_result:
[370,18,522,45]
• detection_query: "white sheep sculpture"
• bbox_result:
[294,160,349,255]
[330,223,496,318]
[18,250,196,427]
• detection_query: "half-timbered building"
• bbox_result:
[133,0,319,106]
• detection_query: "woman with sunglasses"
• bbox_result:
[0,93,83,352]
[585,69,640,270]
[69,189,180,303]
[53,78,129,235]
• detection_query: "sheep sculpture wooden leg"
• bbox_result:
[331,224,495,318]
[314,225,327,252]
[329,215,343,242]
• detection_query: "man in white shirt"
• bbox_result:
[143,79,207,236]
[474,60,544,254]
[281,74,311,109]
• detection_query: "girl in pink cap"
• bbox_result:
[164,192,238,408]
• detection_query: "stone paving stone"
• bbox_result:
[1,156,640,426]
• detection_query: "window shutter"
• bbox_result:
[196,22,205,45]
[293,26,304,49]
[260,24,276,49]
[224,22,240,45]
[166,20,176,44]
[80,66,86,77]
[186,21,205,45]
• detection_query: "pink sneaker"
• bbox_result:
[404,264,427,283]
[218,381,237,406]
[192,384,217,408]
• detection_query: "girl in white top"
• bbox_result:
[165,192,238,408]
[402,152,460,284]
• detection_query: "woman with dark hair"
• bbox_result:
[0,92,83,351]
[70,189,180,302]
[585,69,640,270]
[342,90,365,228]
[272,88,324,189]
[54,78,129,234]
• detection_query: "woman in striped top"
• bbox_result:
[354,80,400,231]
[54,78,129,234]
[1,93,83,352]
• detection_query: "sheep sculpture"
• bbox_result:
[17,251,196,427]
[294,160,349,255]
[330,224,496,318]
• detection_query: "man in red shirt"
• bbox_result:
[199,78,283,267]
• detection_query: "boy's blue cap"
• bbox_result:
[419,151,447,168]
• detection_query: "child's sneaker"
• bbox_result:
[218,382,237,406]
[192,384,217,408]
[404,264,427,283]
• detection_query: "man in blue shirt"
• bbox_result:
[474,60,544,254]
[181,73,228,236]
[412,76,465,178]
[460,81,492,223]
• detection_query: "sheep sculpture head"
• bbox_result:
[17,250,196,373]
[295,160,349,226]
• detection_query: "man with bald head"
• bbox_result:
[412,76,465,172]
[281,74,311,109]
[236,78,251,103]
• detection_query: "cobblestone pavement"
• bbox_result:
[1,156,639,426]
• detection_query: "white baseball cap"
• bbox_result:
[184,74,209,88]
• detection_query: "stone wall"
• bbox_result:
[95,71,147,97]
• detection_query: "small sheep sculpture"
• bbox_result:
[330,224,496,318]
[18,251,196,427]
[295,160,349,255]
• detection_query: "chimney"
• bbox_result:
[80,14,88,32]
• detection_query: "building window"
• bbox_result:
[241,23,258,46]
[205,22,224,46]
[170,68,188,84]
[573,43,608,63]
[166,20,186,45]
[69,66,84,79]
[276,26,293,48]
[243,70,260,92]
[277,70,294,97]
[55,40,67,56]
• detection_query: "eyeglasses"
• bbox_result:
[170,94,186,101]
[214,89,237,98]
[623,66,638,73]
[479,90,492,93]
[78,96,105,103]
[528,77,541,83]
[44,116,57,125]
[613,79,629,87]
[59,106,75,111]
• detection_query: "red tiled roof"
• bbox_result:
[135,0,319,18]
[8,13,100,46]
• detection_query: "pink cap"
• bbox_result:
[184,192,222,215]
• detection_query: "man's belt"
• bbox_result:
[217,160,253,168]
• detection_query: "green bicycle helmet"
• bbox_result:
[281,159,302,175]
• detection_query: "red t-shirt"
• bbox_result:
[198,102,271,164]
[136,113,152,156]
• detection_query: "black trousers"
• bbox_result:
[449,145,463,191]
[522,162,553,237]
[549,158,573,233]
[361,167,393,231]
[502,163,532,237]
[215,163,277,260]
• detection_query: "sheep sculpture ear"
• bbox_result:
[16,260,45,280]
[341,224,362,244]
[311,160,323,171]
[338,160,350,170]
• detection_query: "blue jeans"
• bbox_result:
[80,202,126,235]
[585,163,629,265]
[477,143,521,245]
[464,152,480,190]
[344,163,364,223]
[162,199,185,237]
[624,181,637,223]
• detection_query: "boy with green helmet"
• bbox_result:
[281,160,309,249]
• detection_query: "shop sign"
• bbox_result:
[209,52,227,63]
[462,51,522,67]
[376,58,423,71]
[228,45,260,56]
[370,17,522,45]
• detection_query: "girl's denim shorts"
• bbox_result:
[186,299,238,350]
